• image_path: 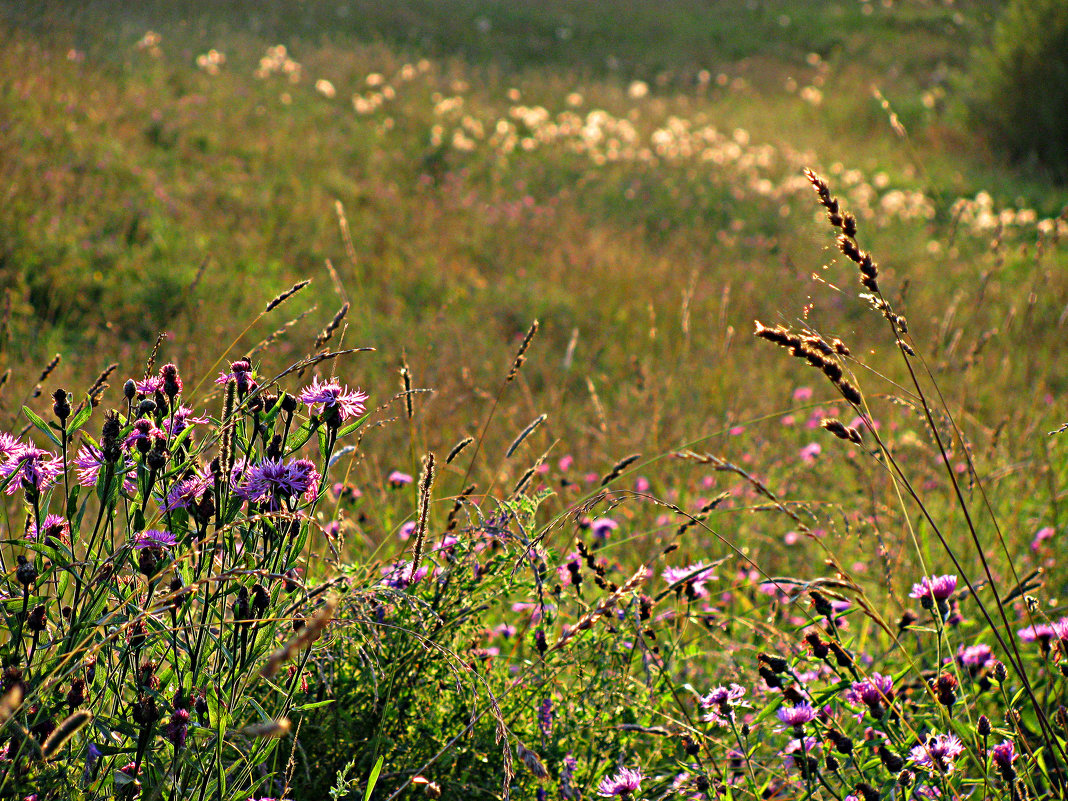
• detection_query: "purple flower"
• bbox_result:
[700,683,749,726]
[381,560,428,589]
[0,433,23,461]
[596,766,643,798]
[782,736,820,772]
[27,514,69,544]
[662,562,717,598]
[297,378,368,424]
[0,447,62,495]
[388,470,413,488]
[164,708,190,748]
[991,740,1016,779]
[235,458,320,509]
[162,468,214,512]
[776,703,817,727]
[909,733,965,775]
[537,697,553,737]
[134,529,177,549]
[215,360,256,394]
[164,406,208,438]
[73,446,137,495]
[590,517,618,540]
[909,574,957,602]
[957,643,993,672]
[135,375,163,395]
[1018,623,1057,643]
[124,419,165,453]
[846,673,894,717]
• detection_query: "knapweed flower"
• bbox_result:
[909,733,965,775]
[777,703,817,728]
[73,446,137,495]
[215,359,256,394]
[700,683,749,726]
[163,406,208,438]
[388,470,413,488]
[124,419,166,454]
[956,643,993,673]
[162,467,214,512]
[590,517,618,540]
[381,560,428,589]
[159,363,182,398]
[782,736,820,773]
[235,458,320,509]
[0,447,62,495]
[134,529,177,549]
[538,697,553,737]
[1018,622,1057,644]
[0,433,23,460]
[662,562,717,599]
[991,740,1017,780]
[909,574,957,602]
[135,375,163,395]
[846,673,894,718]
[596,766,643,798]
[28,514,69,545]
[297,378,368,425]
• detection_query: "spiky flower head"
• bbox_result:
[596,766,644,798]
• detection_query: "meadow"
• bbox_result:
[0,0,1067,798]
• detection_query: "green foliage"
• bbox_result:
[966,0,1068,180]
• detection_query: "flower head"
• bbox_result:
[777,703,817,728]
[164,406,208,438]
[846,673,894,718]
[162,468,214,512]
[28,514,69,545]
[124,419,166,453]
[909,574,957,602]
[597,766,643,798]
[700,683,749,726]
[215,360,256,394]
[0,447,62,495]
[73,446,137,495]
[0,433,23,461]
[909,733,965,775]
[297,378,368,425]
[134,529,177,549]
[991,740,1016,780]
[662,562,717,599]
[235,458,320,509]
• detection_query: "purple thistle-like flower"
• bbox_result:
[700,683,749,726]
[909,574,957,601]
[596,766,644,798]
[0,447,62,495]
[777,703,817,727]
[381,560,428,589]
[1018,623,1057,643]
[135,376,163,395]
[590,517,618,540]
[123,419,165,453]
[162,468,214,512]
[72,446,137,495]
[297,378,368,424]
[215,360,256,394]
[846,673,894,718]
[27,514,69,544]
[164,708,190,748]
[538,697,553,737]
[0,433,23,461]
[662,562,717,598]
[164,406,208,438]
[957,643,993,671]
[388,470,413,488]
[909,733,965,775]
[236,458,321,509]
[135,529,177,549]
[991,740,1016,779]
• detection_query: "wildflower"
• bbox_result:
[662,562,717,599]
[163,406,208,438]
[956,643,993,673]
[381,561,428,589]
[909,574,957,602]
[700,683,749,726]
[558,551,583,586]
[162,467,214,512]
[777,703,817,728]
[124,419,166,454]
[27,514,69,545]
[1030,526,1054,551]
[134,529,177,549]
[73,446,136,495]
[235,458,320,509]
[135,375,163,395]
[783,736,820,773]
[991,740,1016,780]
[160,363,182,399]
[0,447,62,495]
[597,766,643,798]
[215,359,256,394]
[590,517,618,540]
[0,433,23,460]
[537,697,553,737]
[846,673,894,718]
[297,378,368,426]
[1018,622,1057,644]
[388,470,413,488]
[909,733,965,775]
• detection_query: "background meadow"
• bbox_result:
[0,0,1067,798]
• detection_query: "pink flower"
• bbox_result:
[0,447,62,494]
[297,378,368,424]
[909,574,957,602]
[909,733,964,775]
[597,766,643,797]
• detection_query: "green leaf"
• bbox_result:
[285,420,315,452]
[22,406,62,448]
[292,700,335,712]
[67,398,93,435]
[337,411,370,439]
[364,756,385,801]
